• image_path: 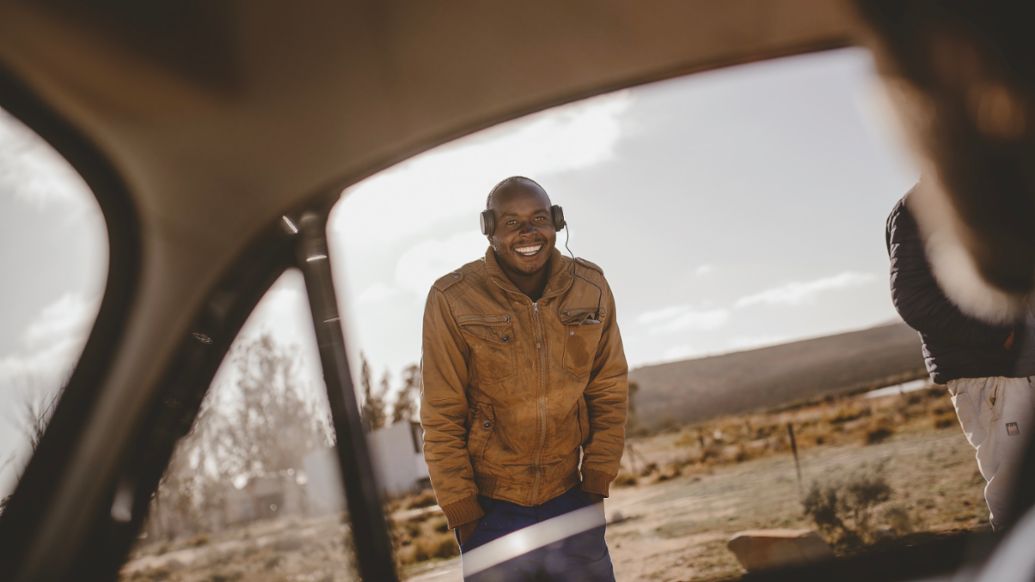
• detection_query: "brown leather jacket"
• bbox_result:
[420,248,628,529]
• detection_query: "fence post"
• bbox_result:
[786,422,804,500]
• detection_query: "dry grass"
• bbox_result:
[121,383,974,581]
[617,384,954,484]
[389,509,459,568]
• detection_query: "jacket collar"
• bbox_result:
[484,246,574,300]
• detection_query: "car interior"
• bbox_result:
[2,2,1035,581]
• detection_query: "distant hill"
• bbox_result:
[628,322,926,431]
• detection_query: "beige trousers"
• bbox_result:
[947,376,1035,530]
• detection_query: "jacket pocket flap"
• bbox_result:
[561,307,599,325]
[457,314,512,326]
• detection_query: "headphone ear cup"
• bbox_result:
[480,209,495,236]
[551,205,566,231]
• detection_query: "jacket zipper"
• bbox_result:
[531,301,547,502]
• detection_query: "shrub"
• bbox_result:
[403,519,423,538]
[415,532,460,561]
[933,412,957,430]
[431,516,450,534]
[655,464,680,482]
[405,489,439,509]
[396,544,418,565]
[803,463,894,547]
[829,403,870,425]
[865,424,894,445]
[614,471,638,487]
[881,504,916,536]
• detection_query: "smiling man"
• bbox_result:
[420,176,628,581]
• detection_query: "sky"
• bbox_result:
[0,47,918,497]
[328,47,917,376]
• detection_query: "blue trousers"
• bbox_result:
[460,488,615,582]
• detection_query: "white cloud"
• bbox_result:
[662,344,701,361]
[21,293,95,349]
[724,334,795,352]
[694,264,714,277]
[0,335,84,394]
[0,293,99,392]
[329,90,633,245]
[735,271,876,308]
[394,231,488,297]
[0,111,94,211]
[636,305,689,325]
[356,282,404,306]
[636,304,730,334]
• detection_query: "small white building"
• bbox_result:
[302,421,430,506]
[368,421,431,497]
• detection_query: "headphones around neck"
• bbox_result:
[480,205,566,236]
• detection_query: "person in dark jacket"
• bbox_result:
[887,187,1035,530]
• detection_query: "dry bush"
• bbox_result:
[396,544,419,565]
[828,402,871,425]
[654,464,681,482]
[401,488,438,510]
[933,412,957,430]
[391,508,458,567]
[614,470,638,488]
[881,503,918,536]
[430,515,450,534]
[674,430,702,448]
[414,532,460,561]
[803,463,895,548]
[864,420,894,445]
[403,519,423,539]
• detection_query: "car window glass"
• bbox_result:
[325,47,989,581]
[120,270,358,581]
[0,108,107,510]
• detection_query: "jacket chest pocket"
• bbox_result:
[561,308,603,379]
[458,314,517,385]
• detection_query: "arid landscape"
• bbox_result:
[120,379,986,582]
[628,322,926,431]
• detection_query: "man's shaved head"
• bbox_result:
[483,176,557,286]
[487,176,551,209]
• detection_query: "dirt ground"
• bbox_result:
[408,426,983,582]
[122,387,988,581]
[603,428,984,581]
[411,386,986,581]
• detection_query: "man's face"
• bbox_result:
[488,184,558,277]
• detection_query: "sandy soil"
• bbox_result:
[408,425,982,581]
[123,389,986,582]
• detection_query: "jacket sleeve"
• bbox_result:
[419,288,483,529]
[886,200,1013,345]
[579,279,629,498]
